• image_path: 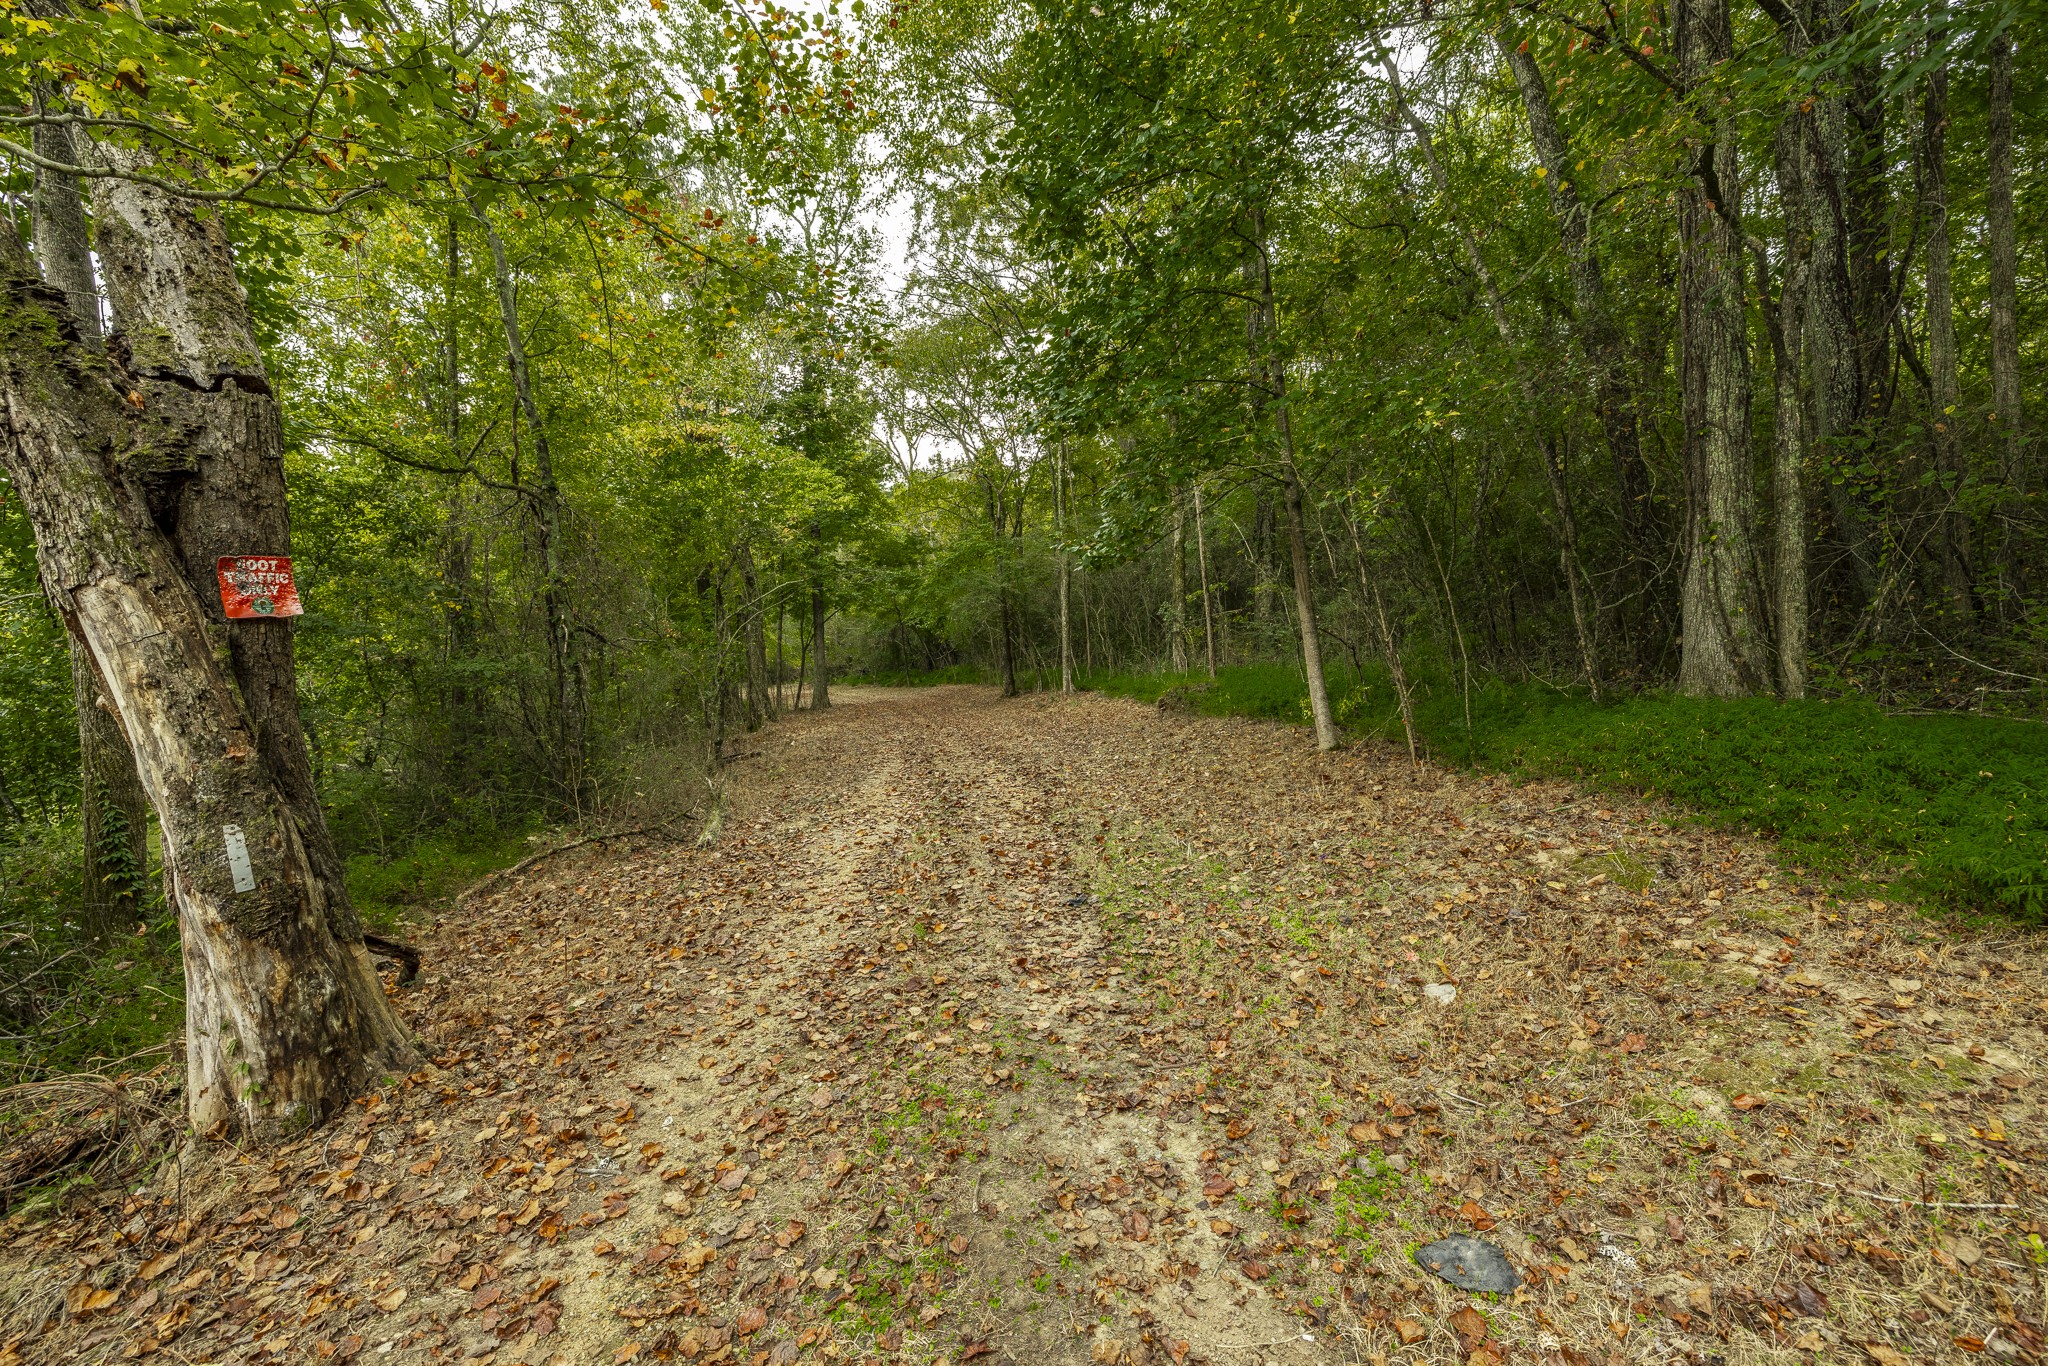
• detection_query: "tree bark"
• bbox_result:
[439,215,481,785]
[1167,488,1189,672]
[1920,16,1973,619]
[1057,440,1074,692]
[1674,0,1768,696]
[91,156,369,943]
[1192,478,1217,678]
[467,198,584,805]
[1988,30,2027,586]
[1769,114,1812,698]
[739,545,771,725]
[810,581,832,707]
[0,231,412,1138]
[1776,0,1878,603]
[31,117,150,945]
[71,637,150,945]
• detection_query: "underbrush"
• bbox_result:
[345,825,539,937]
[837,664,990,687]
[1080,664,2048,922]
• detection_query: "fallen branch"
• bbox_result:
[455,819,696,908]
[0,1053,178,1212]
[360,933,420,987]
[1775,1173,2021,1211]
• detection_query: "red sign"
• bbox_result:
[216,556,303,619]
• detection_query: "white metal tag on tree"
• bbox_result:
[222,824,256,893]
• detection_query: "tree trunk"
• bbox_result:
[810,581,831,708]
[997,589,1019,697]
[1385,55,1601,700]
[1499,39,1657,593]
[1057,440,1074,692]
[1167,489,1189,672]
[91,156,369,944]
[1920,17,1973,619]
[1988,30,2027,587]
[1769,114,1812,698]
[439,216,480,784]
[1192,479,1217,678]
[1344,509,1418,762]
[466,198,584,805]
[1252,497,1278,633]
[1675,0,1768,696]
[1779,0,1878,603]
[739,545,770,727]
[33,117,149,945]
[1248,212,1337,750]
[1280,456,1338,750]
[0,232,413,1138]
[71,638,150,945]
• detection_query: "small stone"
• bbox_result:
[1414,1233,1520,1294]
[1409,1236,1523,1294]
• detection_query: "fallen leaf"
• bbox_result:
[137,1252,179,1281]
[64,1284,118,1315]
[949,1234,970,1255]
[1941,1235,1983,1267]
[1450,1306,1490,1352]
[376,1288,406,1311]
[1394,1317,1426,1345]
[737,1307,767,1335]
[1731,1094,1768,1111]
[1862,1343,1908,1366]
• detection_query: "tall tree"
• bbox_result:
[1674,0,1768,695]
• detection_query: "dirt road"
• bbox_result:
[9,687,2048,1366]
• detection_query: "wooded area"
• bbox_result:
[0,0,2043,1146]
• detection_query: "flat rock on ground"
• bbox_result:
[5,685,2048,1366]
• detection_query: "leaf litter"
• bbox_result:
[3,685,2048,1366]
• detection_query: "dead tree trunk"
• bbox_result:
[0,230,413,1138]
[31,121,149,945]
[91,157,370,943]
